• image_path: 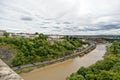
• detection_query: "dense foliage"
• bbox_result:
[0,34,85,66]
[3,32,10,37]
[67,41,120,80]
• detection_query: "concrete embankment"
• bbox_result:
[0,59,24,80]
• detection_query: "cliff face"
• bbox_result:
[0,43,16,66]
[0,59,24,80]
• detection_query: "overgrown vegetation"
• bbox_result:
[0,34,85,67]
[67,41,120,80]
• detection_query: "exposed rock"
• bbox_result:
[0,59,24,80]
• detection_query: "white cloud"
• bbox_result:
[0,0,120,35]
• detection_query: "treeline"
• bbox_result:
[67,41,120,80]
[0,34,86,66]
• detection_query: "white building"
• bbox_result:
[0,30,6,36]
[48,34,64,39]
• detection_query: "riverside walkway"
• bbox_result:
[12,42,96,70]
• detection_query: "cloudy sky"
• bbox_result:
[0,0,120,35]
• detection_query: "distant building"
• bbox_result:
[47,35,64,44]
[0,30,6,36]
[48,34,64,39]
[9,33,39,38]
[27,33,39,39]
[88,38,103,43]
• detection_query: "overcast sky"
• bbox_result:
[0,0,120,35]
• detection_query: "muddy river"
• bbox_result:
[20,44,107,80]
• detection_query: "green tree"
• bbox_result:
[68,41,120,80]
[67,73,85,80]
[35,32,39,35]
[3,32,9,37]
[12,53,26,66]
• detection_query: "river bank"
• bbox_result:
[13,42,95,73]
[20,44,107,80]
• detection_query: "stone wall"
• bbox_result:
[0,59,24,80]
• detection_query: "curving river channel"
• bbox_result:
[20,44,107,80]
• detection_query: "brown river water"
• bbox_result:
[20,44,107,80]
